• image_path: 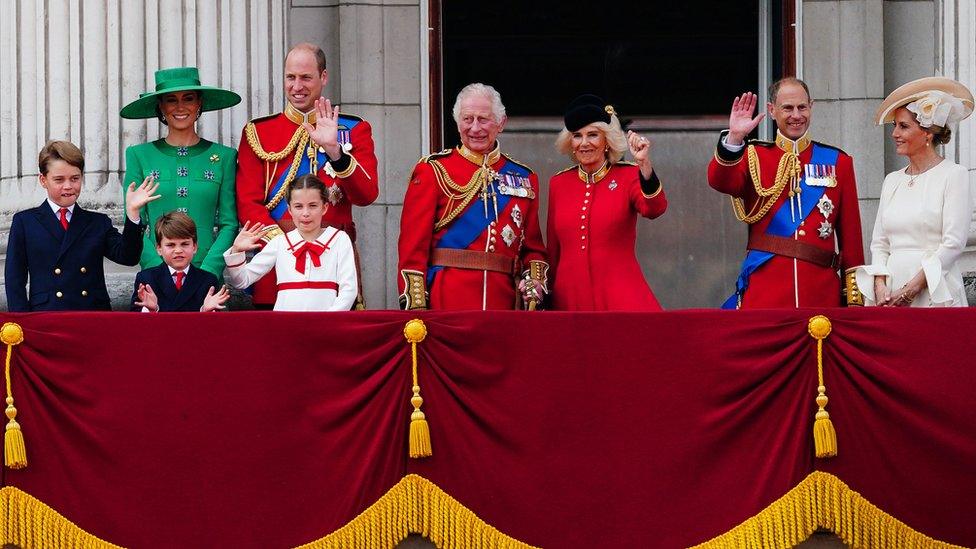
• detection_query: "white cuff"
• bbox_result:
[855,265,890,306]
[721,135,746,153]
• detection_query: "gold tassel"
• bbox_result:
[807,316,837,458]
[403,319,432,459]
[2,322,27,469]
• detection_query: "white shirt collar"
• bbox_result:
[167,265,189,277]
[47,200,75,217]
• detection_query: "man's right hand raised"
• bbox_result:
[727,92,766,146]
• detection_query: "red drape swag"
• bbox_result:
[1,309,974,548]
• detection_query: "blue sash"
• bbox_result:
[427,159,530,285]
[721,144,839,309]
[265,116,361,220]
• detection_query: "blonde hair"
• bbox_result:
[554,115,627,163]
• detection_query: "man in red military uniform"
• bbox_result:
[236,43,378,308]
[397,83,547,310]
[708,77,864,308]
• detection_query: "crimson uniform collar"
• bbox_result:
[775,130,812,155]
[457,143,501,167]
[577,161,612,184]
[284,103,317,126]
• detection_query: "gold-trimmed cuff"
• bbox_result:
[641,184,664,199]
[333,153,360,179]
[261,226,284,243]
[399,270,428,310]
[713,149,743,167]
[524,260,550,293]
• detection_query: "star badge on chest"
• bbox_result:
[818,221,833,239]
[326,183,344,205]
[608,179,618,191]
[501,224,516,247]
[817,194,834,219]
[511,204,523,228]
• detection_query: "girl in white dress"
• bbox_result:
[858,77,975,307]
[224,174,358,311]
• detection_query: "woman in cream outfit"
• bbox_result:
[857,77,975,307]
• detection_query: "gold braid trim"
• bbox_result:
[690,471,965,549]
[245,122,304,162]
[295,474,538,549]
[265,132,311,212]
[1,486,123,548]
[731,144,798,224]
[429,160,490,231]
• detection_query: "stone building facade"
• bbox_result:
[1,0,974,311]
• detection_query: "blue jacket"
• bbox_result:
[130,263,218,312]
[4,202,143,311]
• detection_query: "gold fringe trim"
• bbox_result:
[295,474,538,549]
[690,471,966,549]
[1,486,123,548]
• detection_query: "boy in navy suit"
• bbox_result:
[131,212,230,312]
[5,141,160,311]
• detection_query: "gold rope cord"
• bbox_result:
[295,474,538,549]
[403,319,431,459]
[1,487,123,548]
[731,145,799,224]
[265,132,311,212]
[3,322,26,469]
[808,315,837,459]
[690,471,966,549]
[245,122,304,163]
[429,160,490,231]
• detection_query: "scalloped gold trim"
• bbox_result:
[690,471,965,549]
[295,474,538,548]
[1,486,123,548]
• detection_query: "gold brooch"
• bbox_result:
[210,154,220,163]
[604,105,617,116]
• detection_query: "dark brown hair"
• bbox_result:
[769,77,811,104]
[287,174,330,204]
[287,43,327,73]
[928,125,953,145]
[38,140,85,174]
[155,211,199,244]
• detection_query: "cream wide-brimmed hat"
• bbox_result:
[875,76,974,126]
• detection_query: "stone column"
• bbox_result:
[290,0,425,309]
[0,0,287,309]
[802,0,887,255]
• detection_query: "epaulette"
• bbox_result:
[812,141,848,156]
[502,153,534,174]
[616,160,638,167]
[249,113,278,124]
[419,149,452,163]
[747,139,776,147]
[553,165,577,176]
[338,112,363,122]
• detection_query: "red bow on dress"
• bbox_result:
[292,241,327,274]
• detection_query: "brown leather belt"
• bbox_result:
[430,248,515,274]
[747,234,840,269]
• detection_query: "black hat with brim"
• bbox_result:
[564,94,613,132]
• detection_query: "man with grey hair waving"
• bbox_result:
[397,83,548,310]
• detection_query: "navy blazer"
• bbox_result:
[4,202,143,311]
[130,263,218,312]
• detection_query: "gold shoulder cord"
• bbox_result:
[430,160,490,231]
[244,122,311,212]
[731,145,799,224]
[265,132,310,211]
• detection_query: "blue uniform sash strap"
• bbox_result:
[427,160,527,285]
[722,144,840,309]
[266,144,327,221]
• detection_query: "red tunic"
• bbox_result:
[547,162,667,311]
[397,146,547,310]
[235,106,378,305]
[707,132,864,308]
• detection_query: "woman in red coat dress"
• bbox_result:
[544,94,668,310]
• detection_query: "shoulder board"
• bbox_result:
[501,153,534,174]
[553,165,577,176]
[615,160,638,167]
[337,113,363,130]
[812,141,848,156]
[420,149,453,163]
[747,139,775,147]
[249,112,279,124]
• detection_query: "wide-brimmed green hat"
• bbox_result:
[120,67,241,120]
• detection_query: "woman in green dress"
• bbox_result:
[120,67,241,277]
